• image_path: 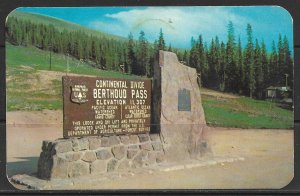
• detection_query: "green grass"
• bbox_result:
[6,43,143,111]
[6,43,142,79]
[202,94,293,129]
[6,66,62,111]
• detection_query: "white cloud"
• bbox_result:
[89,7,252,48]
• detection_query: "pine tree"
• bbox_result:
[197,35,208,86]
[158,28,166,50]
[168,44,172,52]
[183,50,189,65]
[219,41,226,91]
[269,41,278,86]
[175,49,183,61]
[244,23,255,97]
[137,31,149,76]
[283,36,293,88]
[237,37,244,94]
[261,40,269,94]
[225,21,237,92]
[207,37,221,89]
[277,34,285,85]
[126,32,136,74]
[214,36,221,89]
[254,39,263,99]
[189,37,200,69]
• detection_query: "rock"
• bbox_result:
[100,137,109,147]
[64,151,83,162]
[128,135,139,144]
[153,50,206,126]
[111,146,126,160]
[148,151,157,165]
[96,149,112,160]
[119,135,130,145]
[37,151,53,179]
[199,141,213,157]
[156,151,165,163]
[140,143,153,151]
[88,137,101,150]
[108,135,121,146]
[132,151,148,168]
[82,151,96,162]
[152,51,208,162]
[127,149,139,159]
[72,138,89,151]
[128,145,139,150]
[10,174,48,190]
[118,159,131,170]
[68,161,90,178]
[42,140,52,151]
[51,156,70,179]
[152,142,163,151]
[149,134,160,141]
[53,141,72,154]
[138,134,150,142]
[91,160,107,174]
[107,159,118,172]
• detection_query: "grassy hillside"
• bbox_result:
[6,43,143,111]
[7,10,127,41]
[6,43,144,78]
[201,89,293,129]
[6,44,293,129]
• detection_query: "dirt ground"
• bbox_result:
[6,110,294,189]
[200,88,239,99]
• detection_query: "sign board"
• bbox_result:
[178,89,191,111]
[63,76,151,138]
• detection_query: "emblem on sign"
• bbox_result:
[70,84,88,104]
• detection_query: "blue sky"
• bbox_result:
[17,7,293,51]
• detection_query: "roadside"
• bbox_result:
[6,110,293,189]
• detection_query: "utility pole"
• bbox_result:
[49,45,52,70]
[285,74,289,88]
[119,64,125,73]
[67,52,69,75]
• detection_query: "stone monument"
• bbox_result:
[152,50,209,161]
[36,50,210,180]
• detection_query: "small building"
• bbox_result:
[265,86,292,100]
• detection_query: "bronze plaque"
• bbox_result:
[178,89,191,111]
[63,76,151,138]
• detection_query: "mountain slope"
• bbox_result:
[7,10,127,41]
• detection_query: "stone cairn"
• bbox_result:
[38,133,164,179]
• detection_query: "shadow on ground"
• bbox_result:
[7,157,39,177]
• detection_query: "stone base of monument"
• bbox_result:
[37,133,165,180]
[36,131,212,180]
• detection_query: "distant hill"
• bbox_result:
[7,10,127,42]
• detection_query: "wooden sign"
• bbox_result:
[63,76,151,138]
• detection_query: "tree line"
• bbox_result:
[6,17,293,99]
[186,22,293,99]
[5,16,166,76]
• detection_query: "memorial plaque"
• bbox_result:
[63,76,151,138]
[178,89,191,111]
